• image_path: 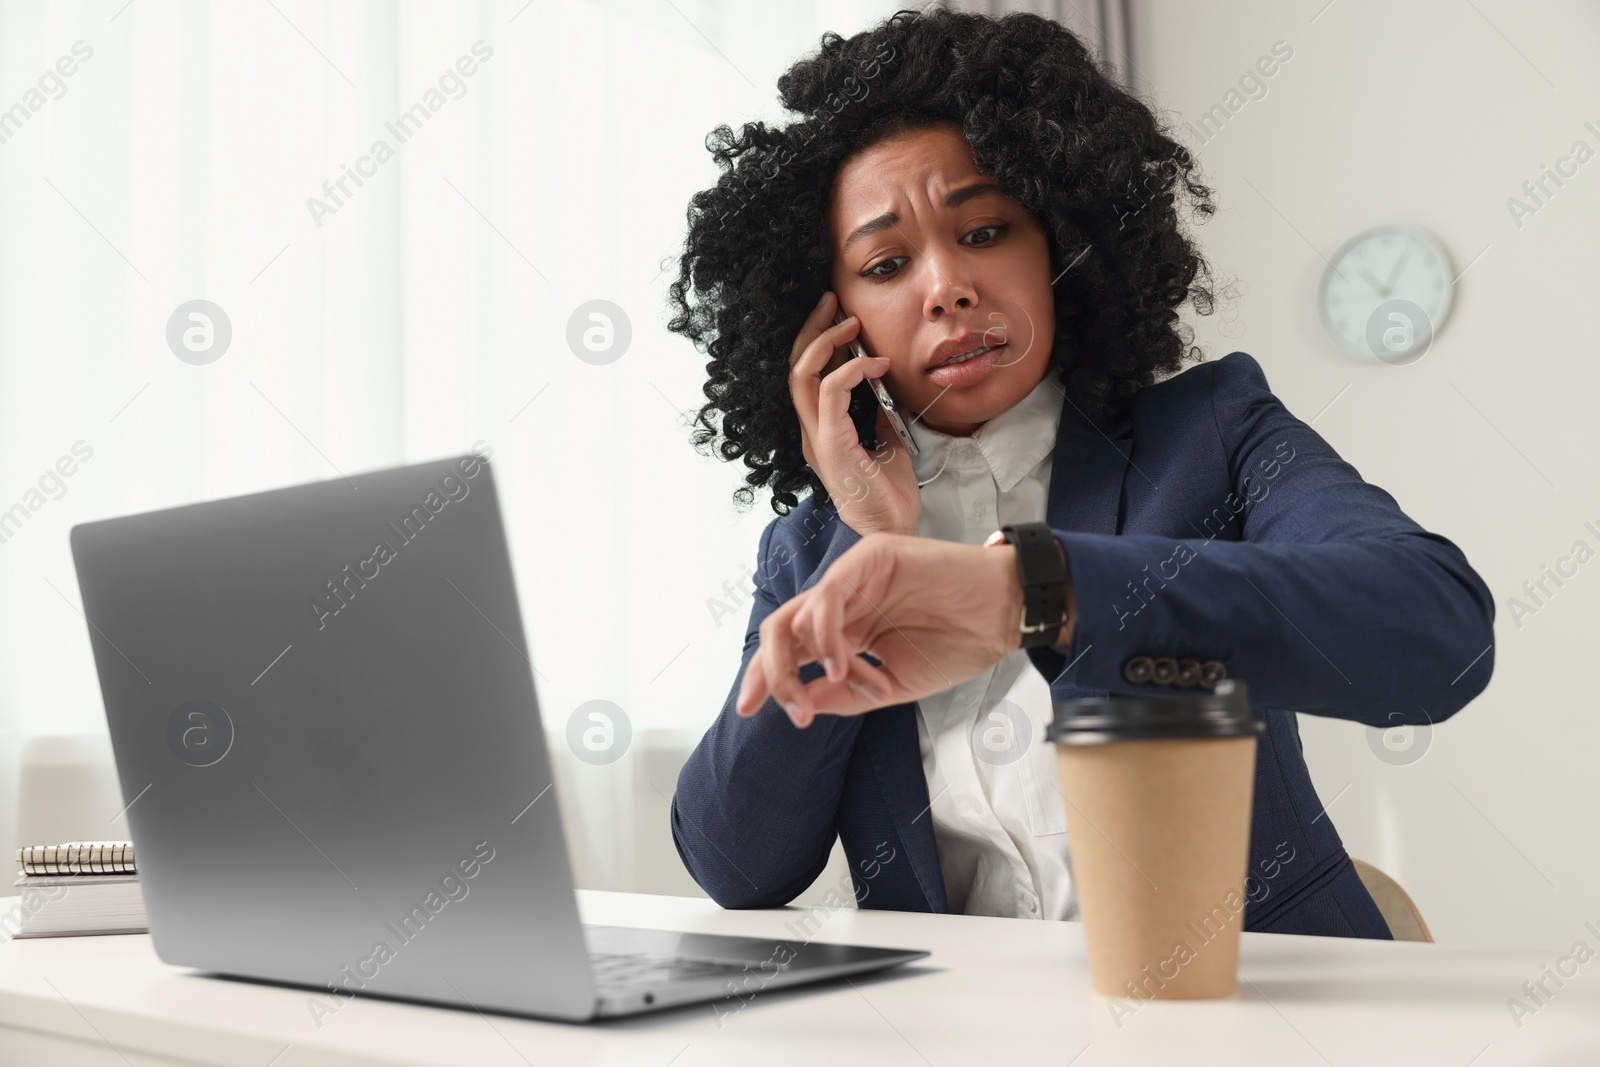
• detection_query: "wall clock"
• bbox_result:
[1318,225,1453,365]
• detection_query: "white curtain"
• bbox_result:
[962,0,1136,87]
[0,0,906,895]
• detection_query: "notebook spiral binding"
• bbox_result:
[15,842,136,877]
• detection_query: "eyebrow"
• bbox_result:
[840,182,1004,252]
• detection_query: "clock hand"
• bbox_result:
[1359,268,1389,297]
[1382,247,1413,294]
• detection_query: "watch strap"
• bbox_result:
[1000,522,1070,648]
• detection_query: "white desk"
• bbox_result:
[0,890,1593,1066]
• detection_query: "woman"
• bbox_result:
[665,8,1493,938]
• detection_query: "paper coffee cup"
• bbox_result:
[1046,680,1264,999]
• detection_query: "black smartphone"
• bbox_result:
[833,309,920,457]
[848,380,881,451]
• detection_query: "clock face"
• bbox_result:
[1318,226,1453,364]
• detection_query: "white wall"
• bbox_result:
[1133,0,1599,948]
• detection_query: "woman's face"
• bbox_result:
[827,121,1057,438]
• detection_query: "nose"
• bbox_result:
[921,246,978,320]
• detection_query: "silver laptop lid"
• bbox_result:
[70,455,599,1021]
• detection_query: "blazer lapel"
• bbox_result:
[861,705,949,912]
[1042,385,1133,703]
[1045,386,1134,537]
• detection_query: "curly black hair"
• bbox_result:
[666,5,1218,516]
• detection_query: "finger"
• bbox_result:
[790,290,838,364]
[789,323,862,446]
[803,578,849,685]
[789,296,853,387]
[798,416,816,473]
[817,353,890,444]
[789,580,895,714]
[735,646,768,717]
[756,639,796,726]
[789,294,826,366]
[796,634,895,707]
[792,655,894,725]
[791,291,850,354]
[789,316,865,479]
[789,593,847,678]
[778,597,859,728]
[760,601,807,723]
[831,623,897,704]
[793,681,843,726]
[791,312,863,391]
[845,651,896,703]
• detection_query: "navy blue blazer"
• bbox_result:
[673,351,1495,939]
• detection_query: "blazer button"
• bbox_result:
[1199,659,1228,687]
[1122,656,1155,685]
[1151,657,1179,685]
[1174,659,1201,688]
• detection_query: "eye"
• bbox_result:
[859,223,1009,283]
[962,223,1008,246]
[861,256,908,282]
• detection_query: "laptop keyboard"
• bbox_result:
[588,950,754,990]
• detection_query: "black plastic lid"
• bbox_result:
[1046,679,1264,744]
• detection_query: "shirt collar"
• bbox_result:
[909,365,1064,493]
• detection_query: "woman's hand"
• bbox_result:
[736,533,1057,728]
[789,291,921,537]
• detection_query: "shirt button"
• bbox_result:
[963,796,983,816]
[971,500,986,519]
[1024,893,1038,913]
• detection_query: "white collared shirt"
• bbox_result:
[907,365,1077,921]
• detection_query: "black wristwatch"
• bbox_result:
[982,522,1071,649]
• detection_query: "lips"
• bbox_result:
[932,342,1005,368]
[927,329,1009,371]
[926,343,1010,390]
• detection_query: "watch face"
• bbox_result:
[1318,225,1453,365]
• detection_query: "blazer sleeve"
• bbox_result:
[671,514,869,908]
[1027,354,1495,728]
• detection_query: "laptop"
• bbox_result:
[68,454,927,1021]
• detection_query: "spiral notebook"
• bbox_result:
[16,840,136,876]
[6,841,147,938]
